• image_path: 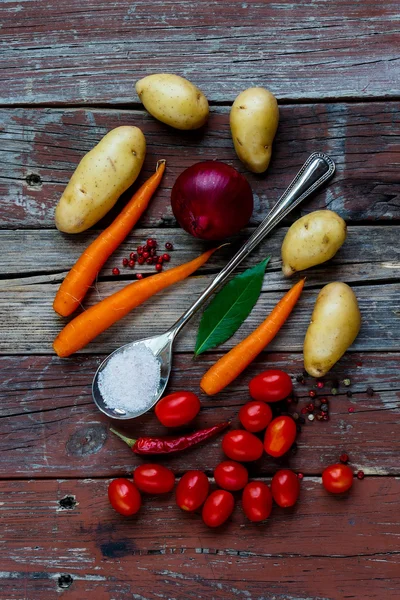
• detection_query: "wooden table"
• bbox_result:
[1,1,399,599]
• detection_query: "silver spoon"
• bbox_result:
[93,152,335,419]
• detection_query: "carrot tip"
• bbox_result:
[156,159,166,170]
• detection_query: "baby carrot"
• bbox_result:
[53,160,166,317]
[53,248,216,358]
[200,278,305,396]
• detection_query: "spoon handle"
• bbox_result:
[169,152,335,337]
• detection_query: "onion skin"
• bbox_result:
[171,161,253,240]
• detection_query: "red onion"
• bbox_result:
[171,161,253,240]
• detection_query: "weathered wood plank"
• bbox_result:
[1,351,399,414]
[0,478,398,599]
[1,226,399,282]
[0,352,398,477]
[1,0,399,104]
[0,279,398,354]
[1,104,399,228]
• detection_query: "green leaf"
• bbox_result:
[195,257,270,356]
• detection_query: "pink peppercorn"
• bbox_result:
[122,258,129,267]
[348,407,355,413]
[136,273,143,280]
[357,470,365,480]
[112,267,120,276]
[309,390,316,398]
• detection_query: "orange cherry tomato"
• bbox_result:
[242,481,273,522]
[264,416,296,458]
[271,469,300,507]
[239,401,273,432]
[322,463,353,494]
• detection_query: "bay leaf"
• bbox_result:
[194,257,270,356]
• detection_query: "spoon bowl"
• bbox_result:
[92,331,174,420]
[92,153,335,420]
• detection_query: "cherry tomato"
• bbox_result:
[155,391,200,427]
[202,490,235,527]
[322,463,353,494]
[133,464,175,494]
[239,401,273,432]
[242,481,273,522]
[176,470,209,512]
[222,430,264,462]
[271,469,300,507]
[264,416,296,458]
[214,461,249,491]
[249,370,293,403]
[108,478,141,516]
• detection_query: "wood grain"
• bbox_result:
[0,478,398,600]
[1,226,399,279]
[0,278,398,354]
[1,0,399,105]
[1,104,399,229]
[0,352,398,477]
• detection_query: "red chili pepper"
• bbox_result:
[110,421,230,455]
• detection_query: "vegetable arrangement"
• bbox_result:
[52,71,365,530]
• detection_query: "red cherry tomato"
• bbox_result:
[202,490,235,527]
[239,401,273,432]
[133,464,175,494]
[176,470,209,512]
[155,391,200,427]
[271,469,300,507]
[214,461,249,491]
[242,481,273,522]
[322,463,353,494]
[222,430,264,462]
[108,478,141,516]
[264,416,296,458]
[249,370,293,403]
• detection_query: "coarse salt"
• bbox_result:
[98,343,161,414]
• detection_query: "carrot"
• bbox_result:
[200,278,305,396]
[53,160,166,317]
[53,248,216,358]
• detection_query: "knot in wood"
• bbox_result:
[66,425,108,457]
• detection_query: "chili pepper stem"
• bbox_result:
[110,427,137,448]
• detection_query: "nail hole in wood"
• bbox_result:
[58,495,77,510]
[58,574,73,589]
[26,173,42,187]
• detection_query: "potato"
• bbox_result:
[304,282,361,377]
[230,87,279,173]
[55,126,146,233]
[281,210,347,277]
[135,74,209,130]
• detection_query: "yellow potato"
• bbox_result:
[281,210,347,277]
[230,87,279,173]
[55,126,146,233]
[135,74,209,130]
[304,282,361,377]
